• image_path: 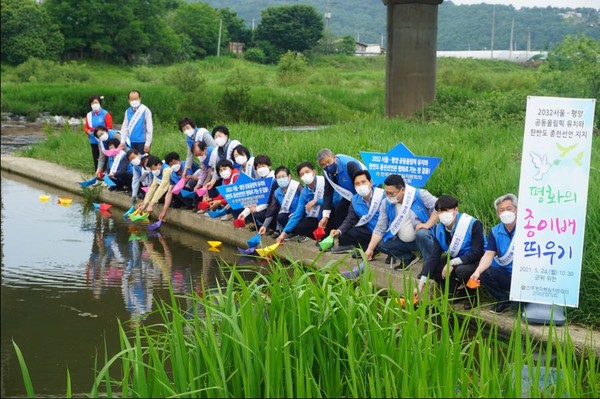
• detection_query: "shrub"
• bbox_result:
[162,62,206,93]
[219,85,251,122]
[277,51,308,86]
[244,47,266,64]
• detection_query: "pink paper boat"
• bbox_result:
[101,148,121,157]
[99,203,112,211]
[195,187,207,197]
[171,177,186,195]
[141,186,149,193]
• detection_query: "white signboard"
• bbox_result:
[510,96,595,307]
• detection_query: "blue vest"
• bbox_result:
[383,189,430,241]
[274,187,300,214]
[99,129,124,152]
[154,163,169,185]
[170,161,198,184]
[434,212,476,257]
[351,193,381,233]
[330,154,362,194]
[87,109,109,144]
[126,107,146,144]
[491,223,513,272]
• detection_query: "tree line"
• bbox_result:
[1,0,355,66]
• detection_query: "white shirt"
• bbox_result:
[396,203,416,242]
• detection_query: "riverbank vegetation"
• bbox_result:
[14,260,600,397]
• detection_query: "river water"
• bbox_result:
[0,173,264,397]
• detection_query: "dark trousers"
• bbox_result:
[90,143,100,171]
[480,266,512,302]
[339,225,372,249]
[276,212,291,231]
[426,256,478,294]
[333,199,350,229]
[244,209,271,230]
[131,142,145,154]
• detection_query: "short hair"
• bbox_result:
[316,148,334,163]
[93,125,108,136]
[192,141,207,152]
[128,90,141,99]
[254,155,271,168]
[383,174,405,189]
[296,161,315,175]
[106,138,120,148]
[274,165,290,176]
[146,155,162,168]
[126,149,140,159]
[435,195,459,211]
[88,95,103,107]
[353,170,372,184]
[178,117,196,131]
[494,193,518,211]
[216,159,233,171]
[212,125,229,138]
[232,144,250,158]
[164,152,181,165]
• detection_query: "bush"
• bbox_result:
[10,58,90,83]
[277,51,308,85]
[244,47,266,64]
[219,85,251,122]
[162,62,206,93]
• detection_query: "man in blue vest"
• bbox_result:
[470,193,518,314]
[120,90,153,154]
[316,148,366,230]
[416,194,486,298]
[364,174,438,269]
[329,170,385,254]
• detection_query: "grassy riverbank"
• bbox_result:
[15,260,600,397]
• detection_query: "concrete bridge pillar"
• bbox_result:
[383,0,443,117]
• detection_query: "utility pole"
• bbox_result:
[527,27,531,58]
[509,17,514,60]
[325,0,332,28]
[217,18,222,57]
[252,17,255,31]
[491,6,495,59]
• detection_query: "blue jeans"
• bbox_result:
[480,266,512,302]
[376,228,433,262]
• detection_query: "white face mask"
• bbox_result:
[355,184,371,198]
[386,195,399,205]
[171,163,181,173]
[130,100,141,108]
[256,166,270,178]
[99,133,109,142]
[235,155,247,165]
[152,169,161,177]
[215,136,227,147]
[277,177,290,188]
[220,169,231,180]
[184,129,195,138]
[91,103,101,112]
[438,211,455,227]
[197,155,206,163]
[301,172,315,185]
[130,157,141,166]
[500,210,516,225]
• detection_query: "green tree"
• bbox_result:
[256,5,324,55]
[1,0,64,64]
[219,7,252,45]
[170,2,220,58]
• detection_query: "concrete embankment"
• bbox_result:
[1,154,598,356]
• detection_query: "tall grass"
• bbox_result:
[16,258,597,398]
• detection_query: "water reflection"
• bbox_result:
[0,173,257,397]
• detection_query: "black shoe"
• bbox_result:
[351,249,363,259]
[331,245,354,254]
[269,230,281,239]
[284,233,298,241]
[108,186,118,191]
[490,301,511,314]
[296,235,309,243]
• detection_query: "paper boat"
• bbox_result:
[171,177,186,195]
[123,206,135,218]
[466,278,481,289]
[128,232,147,242]
[180,189,195,199]
[207,208,227,218]
[79,177,97,188]
[99,209,112,217]
[207,240,222,248]
[148,220,162,231]
[129,212,149,222]
[92,202,101,209]
[237,246,257,255]
[195,188,207,197]
[57,197,73,205]
[99,203,112,211]
[197,200,210,211]
[101,148,121,157]
[319,235,334,251]
[396,296,419,308]
[103,175,117,187]
[141,186,149,193]
[313,227,326,241]
[39,195,51,202]
[247,234,261,248]
[341,262,365,279]
[256,243,280,257]
[207,247,221,252]
[233,219,246,228]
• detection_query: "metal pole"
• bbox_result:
[491,6,495,59]
[217,18,222,57]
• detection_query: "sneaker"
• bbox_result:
[296,235,309,243]
[407,255,420,268]
[351,249,363,259]
[220,214,233,221]
[284,233,298,241]
[330,245,354,254]
[269,230,281,239]
[246,222,256,230]
[387,255,415,270]
[196,209,206,214]
[490,301,511,314]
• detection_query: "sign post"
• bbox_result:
[510,96,595,323]
[216,173,273,210]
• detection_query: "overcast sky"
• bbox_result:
[450,0,600,9]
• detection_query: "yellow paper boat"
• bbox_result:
[207,247,221,252]
[39,195,51,202]
[58,197,73,205]
[256,243,280,257]
[207,240,222,248]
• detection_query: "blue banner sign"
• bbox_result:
[216,173,273,210]
[360,143,441,187]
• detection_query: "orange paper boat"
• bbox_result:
[466,278,480,289]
